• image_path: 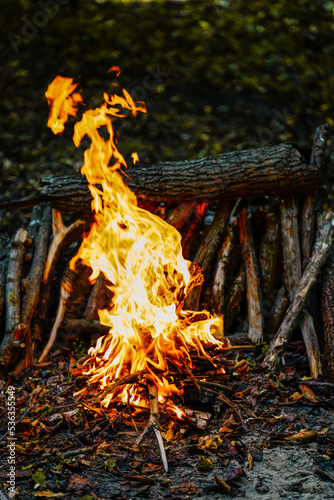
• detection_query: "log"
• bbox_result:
[1,144,321,212]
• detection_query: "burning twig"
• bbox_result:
[239,208,263,342]
[181,356,201,393]
[0,228,27,374]
[136,383,168,474]
[37,275,73,363]
[92,371,147,404]
[263,212,334,372]
[84,274,107,320]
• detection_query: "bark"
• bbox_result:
[166,200,198,230]
[1,144,321,213]
[259,211,281,299]
[0,229,27,374]
[280,197,321,378]
[223,266,246,333]
[320,250,334,382]
[239,208,263,342]
[301,124,329,268]
[263,212,334,372]
[212,220,238,316]
[264,285,289,336]
[185,201,232,311]
[181,202,208,261]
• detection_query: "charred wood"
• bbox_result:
[280,197,321,378]
[185,201,232,311]
[181,202,208,261]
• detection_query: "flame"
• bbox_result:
[46,73,224,409]
[131,152,139,164]
[45,76,82,134]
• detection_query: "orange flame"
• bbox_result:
[131,152,139,164]
[46,73,224,409]
[45,76,82,134]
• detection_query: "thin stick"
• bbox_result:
[37,276,72,363]
[263,212,334,371]
[136,383,168,473]
[92,371,146,403]
[181,357,201,393]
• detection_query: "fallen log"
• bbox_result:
[0,144,321,212]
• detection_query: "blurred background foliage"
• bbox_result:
[1,0,334,231]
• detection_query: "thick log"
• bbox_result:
[1,144,321,213]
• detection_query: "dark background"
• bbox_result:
[1,0,334,233]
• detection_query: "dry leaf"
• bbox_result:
[34,491,65,498]
[299,384,317,403]
[284,429,317,441]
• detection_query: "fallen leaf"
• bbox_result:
[34,491,65,498]
[197,456,213,472]
[284,429,317,441]
[299,384,317,403]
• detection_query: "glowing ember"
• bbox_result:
[45,72,224,411]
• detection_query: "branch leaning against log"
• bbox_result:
[263,212,334,372]
[0,144,321,212]
[301,124,329,269]
[280,195,321,378]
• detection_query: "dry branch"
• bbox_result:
[320,250,334,382]
[239,208,263,342]
[301,124,329,268]
[259,211,281,299]
[185,201,232,311]
[263,212,334,372]
[166,200,198,230]
[0,229,27,373]
[181,202,208,261]
[280,197,321,378]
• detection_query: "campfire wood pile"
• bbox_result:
[1,124,334,471]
